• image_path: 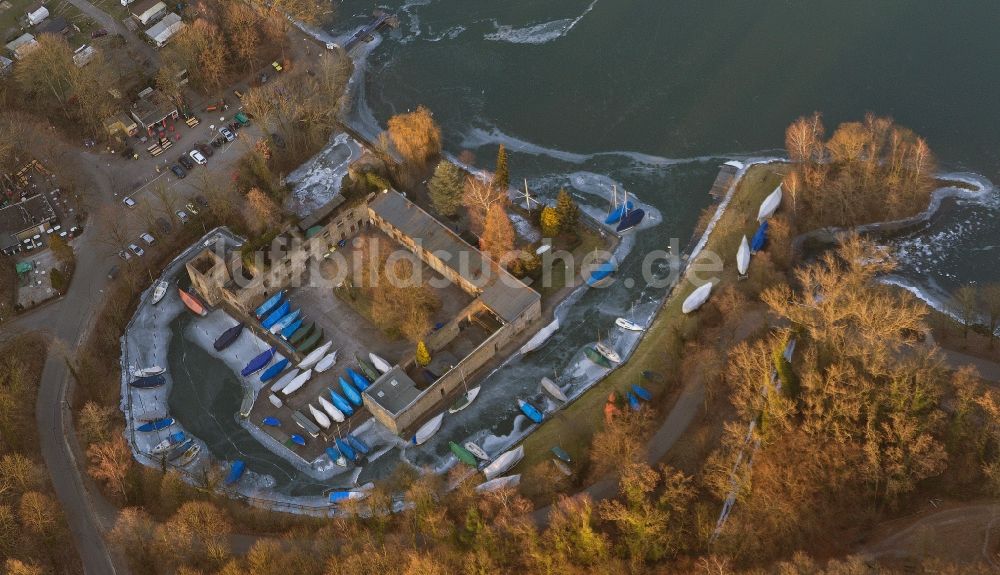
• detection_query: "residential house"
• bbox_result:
[129,0,166,26]
[26,4,48,26]
[6,34,38,60]
[144,12,184,48]
[129,89,178,133]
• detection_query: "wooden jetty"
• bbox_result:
[344,11,398,51]
[709,161,743,200]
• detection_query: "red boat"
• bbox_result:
[178,288,207,316]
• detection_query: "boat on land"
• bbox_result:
[757,184,783,221]
[328,388,354,416]
[261,300,291,330]
[339,377,362,406]
[520,318,559,354]
[615,317,644,332]
[584,347,612,368]
[254,291,285,319]
[450,441,478,466]
[268,394,283,408]
[328,490,369,503]
[308,403,332,429]
[239,387,254,418]
[130,374,166,388]
[318,395,345,423]
[518,399,544,424]
[151,280,168,305]
[241,347,275,376]
[270,368,300,393]
[133,366,165,377]
[326,447,347,467]
[262,417,281,427]
[213,323,244,351]
[315,351,338,373]
[179,288,207,316]
[681,282,714,314]
[347,368,371,391]
[412,413,444,445]
[290,434,306,447]
[297,329,325,354]
[585,261,616,288]
[347,434,370,455]
[280,369,313,396]
[167,439,194,461]
[540,377,567,402]
[552,458,573,477]
[631,384,652,402]
[476,474,521,493]
[259,359,289,383]
[177,442,201,466]
[292,410,320,438]
[281,317,304,340]
[465,442,489,460]
[449,385,481,413]
[750,220,768,253]
[627,391,641,411]
[137,417,173,432]
[224,460,246,485]
[551,446,572,464]
[151,431,185,455]
[269,309,301,335]
[737,234,751,276]
[594,341,621,363]
[482,445,524,480]
[354,355,380,381]
[289,322,315,345]
[336,437,357,461]
[299,340,333,369]
[369,352,392,374]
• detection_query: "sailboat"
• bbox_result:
[615,317,643,331]
[315,351,338,373]
[757,184,783,221]
[318,394,345,423]
[614,188,645,233]
[604,185,633,225]
[465,442,489,460]
[482,445,524,480]
[681,282,714,314]
[368,352,392,374]
[594,333,621,363]
[412,413,444,445]
[133,366,165,377]
[254,291,284,319]
[151,280,168,304]
[540,377,568,402]
[476,474,521,493]
[178,288,207,316]
[449,369,480,413]
[737,234,751,276]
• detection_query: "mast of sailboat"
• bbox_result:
[608,185,618,215]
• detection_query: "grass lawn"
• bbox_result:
[0,0,36,41]
[535,224,607,300]
[518,163,788,492]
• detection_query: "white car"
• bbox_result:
[189,149,207,165]
[128,243,144,257]
[118,249,132,261]
[176,210,189,223]
[219,127,235,142]
[140,232,155,245]
[122,196,136,208]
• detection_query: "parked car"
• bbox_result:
[156,218,172,234]
[185,202,199,215]
[270,132,286,150]
[234,111,250,126]
[195,142,214,157]
[140,232,155,245]
[128,243,144,257]
[194,195,209,208]
[68,226,81,238]
[176,210,190,223]
[118,249,132,261]
[189,149,207,165]
[170,164,187,179]
[91,28,108,38]
[122,196,136,208]
[219,126,235,142]
[178,155,195,170]
[210,138,223,148]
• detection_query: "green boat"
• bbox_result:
[354,354,380,381]
[449,441,478,466]
[289,322,315,346]
[297,328,324,354]
[585,347,612,368]
[551,446,572,464]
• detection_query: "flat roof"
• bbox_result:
[131,90,176,126]
[363,366,422,416]
[145,12,182,41]
[130,0,164,15]
[0,195,55,247]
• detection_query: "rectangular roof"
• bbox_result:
[0,194,55,247]
[130,0,164,15]
[363,366,422,416]
[145,12,182,41]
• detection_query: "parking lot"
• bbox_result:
[15,249,61,308]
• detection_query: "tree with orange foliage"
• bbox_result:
[387,106,441,169]
[479,203,515,263]
[244,187,281,234]
[463,176,507,235]
[86,436,132,499]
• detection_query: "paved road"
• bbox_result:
[63,0,158,64]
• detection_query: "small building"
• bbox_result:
[72,44,96,67]
[104,113,139,138]
[129,90,178,133]
[26,4,49,26]
[0,194,57,256]
[144,12,184,48]
[0,56,12,76]
[129,0,166,26]
[6,33,38,60]
[35,15,70,36]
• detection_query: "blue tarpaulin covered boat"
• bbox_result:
[328,389,354,416]
[518,399,544,423]
[336,437,357,461]
[280,317,304,340]
[213,323,244,351]
[241,348,275,377]
[261,300,291,329]
[224,460,245,485]
[627,391,641,411]
[270,309,300,334]
[751,220,769,253]
[616,208,645,233]
[340,377,362,406]
[137,417,174,432]
[604,201,633,224]
[262,417,281,427]
[290,434,306,446]
[254,291,284,319]
[347,434,370,455]
[347,368,370,391]
[631,384,652,402]
[130,374,166,388]
[259,359,289,382]
[585,262,616,287]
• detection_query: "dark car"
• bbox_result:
[156,217,172,234]
[270,132,286,150]
[170,164,187,179]
[178,155,195,170]
[91,28,108,38]
[194,195,209,208]
[195,142,214,157]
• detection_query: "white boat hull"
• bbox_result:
[594,342,621,363]
[133,366,165,377]
[540,377,568,402]
[368,352,392,374]
[271,369,300,393]
[682,282,713,314]
[464,442,489,460]
[281,369,313,396]
[737,235,750,275]
[308,404,331,429]
[615,317,644,332]
[519,318,559,354]
[476,474,521,493]
[757,185,782,221]
[448,386,481,413]
[315,352,338,373]
[482,445,524,480]
[413,413,444,445]
[298,341,333,369]
[151,281,168,304]
[268,394,283,408]
[318,395,345,422]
